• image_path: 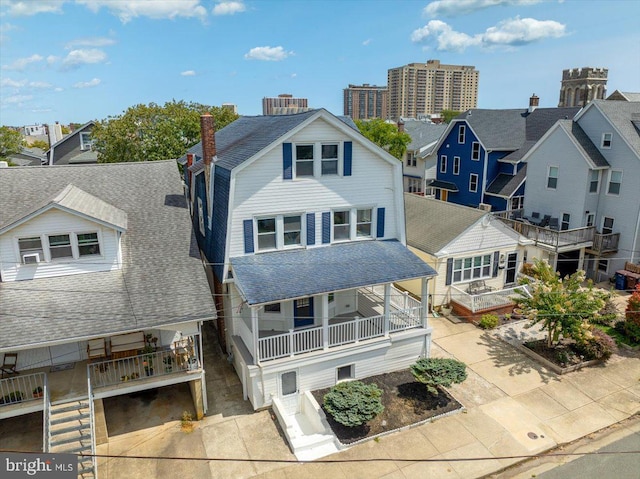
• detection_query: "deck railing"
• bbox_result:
[88,349,197,389]
[498,218,594,250]
[590,232,620,254]
[0,372,45,407]
[451,285,530,314]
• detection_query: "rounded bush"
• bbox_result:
[575,329,617,361]
[410,358,467,395]
[323,381,384,427]
[479,314,499,329]
[615,320,640,343]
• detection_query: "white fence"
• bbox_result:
[450,284,530,313]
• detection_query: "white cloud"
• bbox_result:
[29,81,52,88]
[291,73,297,78]
[76,0,207,23]
[213,1,246,15]
[2,54,44,71]
[65,37,116,49]
[73,78,101,88]
[0,77,27,88]
[62,49,107,69]
[54,87,63,92]
[3,0,65,16]
[244,46,293,61]
[46,55,59,65]
[424,0,542,17]
[362,38,372,46]
[411,16,565,52]
[181,70,196,76]
[4,94,33,104]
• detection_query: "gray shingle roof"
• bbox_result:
[558,120,610,168]
[230,240,436,305]
[404,193,485,255]
[485,165,527,197]
[457,109,526,150]
[403,121,447,151]
[426,180,459,192]
[591,100,640,156]
[0,161,216,350]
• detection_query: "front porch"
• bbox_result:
[236,285,428,363]
[449,284,530,321]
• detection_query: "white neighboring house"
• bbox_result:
[0,161,216,471]
[398,194,535,319]
[518,100,640,281]
[181,109,438,414]
[400,119,447,196]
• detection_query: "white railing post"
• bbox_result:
[289,329,295,357]
[251,307,259,363]
[322,294,329,351]
[403,291,409,310]
[383,283,391,337]
[421,277,429,329]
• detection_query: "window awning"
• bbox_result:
[426,180,459,192]
[230,240,437,306]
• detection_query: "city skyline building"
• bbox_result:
[343,83,388,120]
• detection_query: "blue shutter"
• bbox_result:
[243,219,254,254]
[343,141,352,176]
[376,207,385,238]
[322,212,331,244]
[283,143,292,180]
[445,258,453,285]
[306,213,315,246]
[493,251,500,277]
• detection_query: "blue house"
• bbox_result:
[429,95,580,212]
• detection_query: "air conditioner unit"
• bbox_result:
[479,203,492,212]
[22,252,41,264]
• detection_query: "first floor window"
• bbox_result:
[469,173,478,193]
[602,216,614,235]
[296,145,314,177]
[407,177,421,193]
[48,234,72,259]
[333,210,350,240]
[257,218,276,250]
[321,144,339,175]
[440,155,447,173]
[598,259,608,272]
[586,212,595,227]
[511,196,524,210]
[453,254,492,283]
[77,233,100,256]
[356,209,372,237]
[547,166,558,189]
[281,371,297,396]
[607,170,622,195]
[561,213,570,231]
[19,237,44,264]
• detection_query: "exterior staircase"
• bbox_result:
[47,398,97,478]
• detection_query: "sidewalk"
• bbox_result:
[93,315,639,479]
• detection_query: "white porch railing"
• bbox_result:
[328,315,385,347]
[0,372,45,407]
[450,284,530,314]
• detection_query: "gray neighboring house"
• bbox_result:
[399,118,447,195]
[47,121,97,165]
[0,161,216,472]
[6,147,46,166]
[606,90,640,102]
[515,100,640,280]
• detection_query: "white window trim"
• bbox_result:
[471,142,480,161]
[16,231,103,265]
[293,142,343,179]
[585,212,595,227]
[601,132,612,149]
[80,132,93,151]
[588,170,600,194]
[440,155,447,174]
[469,173,478,193]
[331,207,375,243]
[453,156,460,175]
[197,198,205,235]
[336,364,356,383]
[602,216,615,235]
[280,370,298,397]
[606,169,622,196]
[452,254,493,284]
[561,213,571,231]
[254,213,305,252]
[458,125,466,144]
[547,165,559,190]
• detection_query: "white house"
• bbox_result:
[400,119,447,195]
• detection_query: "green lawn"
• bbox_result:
[595,324,640,348]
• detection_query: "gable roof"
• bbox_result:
[583,100,640,156]
[606,90,640,102]
[47,121,94,152]
[455,109,527,150]
[403,120,447,152]
[0,184,127,235]
[404,193,485,255]
[0,161,216,350]
[179,110,360,171]
[485,165,527,198]
[558,120,610,168]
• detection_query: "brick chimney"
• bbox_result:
[397,118,405,132]
[528,94,540,113]
[200,113,216,202]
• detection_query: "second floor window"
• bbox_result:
[561,213,570,231]
[453,156,460,175]
[601,132,612,148]
[440,155,447,173]
[589,170,600,193]
[256,215,303,251]
[18,237,44,264]
[547,166,558,189]
[333,208,373,242]
[471,142,480,160]
[321,144,339,175]
[607,170,622,195]
[295,145,315,177]
[333,210,350,241]
[80,132,93,150]
[406,152,416,167]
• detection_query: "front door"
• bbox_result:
[505,252,518,285]
[294,298,314,328]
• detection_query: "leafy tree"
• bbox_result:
[323,381,384,427]
[515,259,608,348]
[0,126,24,159]
[29,139,50,150]
[440,110,461,123]
[411,358,467,395]
[92,100,239,163]
[354,118,411,160]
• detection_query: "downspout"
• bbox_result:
[631,201,640,264]
[481,149,491,205]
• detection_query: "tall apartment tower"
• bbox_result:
[558,67,608,107]
[387,59,479,120]
[343,84,388,120]
[262,94,310,115]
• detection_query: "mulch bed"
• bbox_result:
[311,369,463,445]
[523,338,585,368]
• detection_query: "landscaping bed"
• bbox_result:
[520,339,603,374]
[312,369,463,445]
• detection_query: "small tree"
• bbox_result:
[515,259,607,348]
[411,358,467,395]
[354,118,411,160]
[0,126,24,160]
[440,109,461,124]
[323,381,384,427]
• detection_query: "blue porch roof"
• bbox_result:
[230,240,437,306]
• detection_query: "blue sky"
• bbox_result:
[1,0,639,127]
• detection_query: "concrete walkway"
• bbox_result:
[91,312,639,479]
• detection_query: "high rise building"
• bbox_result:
[387,60,479,120]
[558,67,608,107]
[262,94,310,115]
[343,84,388,120]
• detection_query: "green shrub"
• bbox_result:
[575,329,617,361]
[323,381,384,427]
[615,320,640,344]
[479,314,499,329]
[411,358,467,395]
[590,298,619,326]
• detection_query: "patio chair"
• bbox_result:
[548,217,559,230]
[540,215,551,227]
[1,353,18,378]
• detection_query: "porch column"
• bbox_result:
[251,307,259,364]
[421,277,429,329]
[383,283,391,336]
[322,294,329,350]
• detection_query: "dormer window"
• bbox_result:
[80,132,94,151]
[18,232,102,264]
[48,234,73,260]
